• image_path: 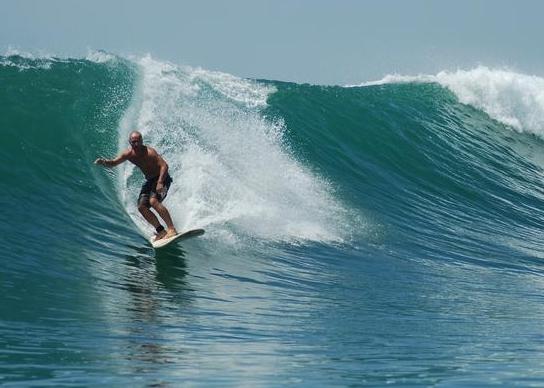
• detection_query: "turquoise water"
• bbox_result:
[2,54,544,386]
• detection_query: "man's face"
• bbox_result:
[129,134,143,150]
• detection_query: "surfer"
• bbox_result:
[94,131,178,241]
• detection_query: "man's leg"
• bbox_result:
[138,199,167,239]
[149,197,177,237]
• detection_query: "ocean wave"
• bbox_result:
[355,66,544,136]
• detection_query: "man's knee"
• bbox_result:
[149,197,160,209]
[138,197,150,212]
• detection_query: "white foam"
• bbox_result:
[190,67,274,108]
[0,47,54,70]
[354,66,544,136]
[3,47,44,59]
[354,73,434,87]
[0,48,118,69]
[118,55,350,244]
[85,49,118,64]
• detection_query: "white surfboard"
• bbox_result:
[150,228,205,249]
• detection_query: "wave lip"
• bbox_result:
[355,66,544,137]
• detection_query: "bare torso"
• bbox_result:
[125,145,164,179]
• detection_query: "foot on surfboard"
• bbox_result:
[151,228,177,242]
[151,230,167,242]
[150,228,205,249]
[165,228,178,238]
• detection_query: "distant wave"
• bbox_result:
[354,66,544,136]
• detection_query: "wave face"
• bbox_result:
[3,56,544,385]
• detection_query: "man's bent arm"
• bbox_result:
[94,151,129,168]
[157,158,169,184]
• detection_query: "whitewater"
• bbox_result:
[3,52,544,386]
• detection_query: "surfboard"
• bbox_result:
[150,228,205,249]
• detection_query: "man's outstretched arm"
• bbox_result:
[94,150,129,167]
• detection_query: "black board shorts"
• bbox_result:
[138,174,172,207]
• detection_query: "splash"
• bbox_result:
[117,55,350,244]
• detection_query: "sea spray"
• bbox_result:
[118,56,351,243]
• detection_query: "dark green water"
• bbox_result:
[2,54,544,386]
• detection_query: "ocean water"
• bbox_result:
[3,53,544,386]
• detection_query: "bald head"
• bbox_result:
[129,131,142,140]
[129,131,143,148]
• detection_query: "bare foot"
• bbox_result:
[165,228,178,238]
[153,230,167,241]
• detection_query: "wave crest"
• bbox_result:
[356,66,544,136]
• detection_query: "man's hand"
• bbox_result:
[94,152,128,168]
[156,181,165,194]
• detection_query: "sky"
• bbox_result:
[1,0,543,85]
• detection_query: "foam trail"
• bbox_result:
[355,66,544,137]
[118,55,350,244]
